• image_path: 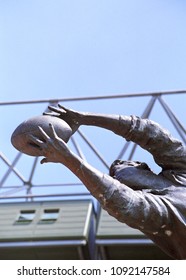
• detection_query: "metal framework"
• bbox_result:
[0,90,185,202]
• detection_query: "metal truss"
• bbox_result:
[0,90,185,201]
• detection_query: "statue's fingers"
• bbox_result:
[43,112,59,117]
[58,104,68,112]
[40,158,48,164]
[38,126,50,141]
[49,123,58,139]
[48,105,63,114]
[27,134,44,146]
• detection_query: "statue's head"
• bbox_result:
[109,159,157,190]
[109,160,151,176]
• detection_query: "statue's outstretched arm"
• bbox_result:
[44,104,132,136]
[45,105,186,170]
[82,113,186,171]
[28,124,171,233]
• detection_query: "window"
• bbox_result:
[39,209,59,224]
[15,210,35,225]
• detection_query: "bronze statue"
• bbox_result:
[28,105,186,259]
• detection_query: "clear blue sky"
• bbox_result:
[1,0,186,100]
[0,0,185,199]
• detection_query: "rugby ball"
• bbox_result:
[11,115,72,156]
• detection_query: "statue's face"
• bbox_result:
[109,160,153,190]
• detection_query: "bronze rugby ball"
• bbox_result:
[11,115,72,156]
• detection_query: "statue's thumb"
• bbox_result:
[40,158,48,164]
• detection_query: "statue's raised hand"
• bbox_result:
[28,123,72,165]
[44,104,83,134]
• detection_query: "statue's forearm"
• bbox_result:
[60,152,170,232]
[80,113,186,171]
[80,113,132,137]
[60,150,128,207]
[62,151,114,198]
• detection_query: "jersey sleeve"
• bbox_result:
[120,115,186,170]
[98,174,171,233]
